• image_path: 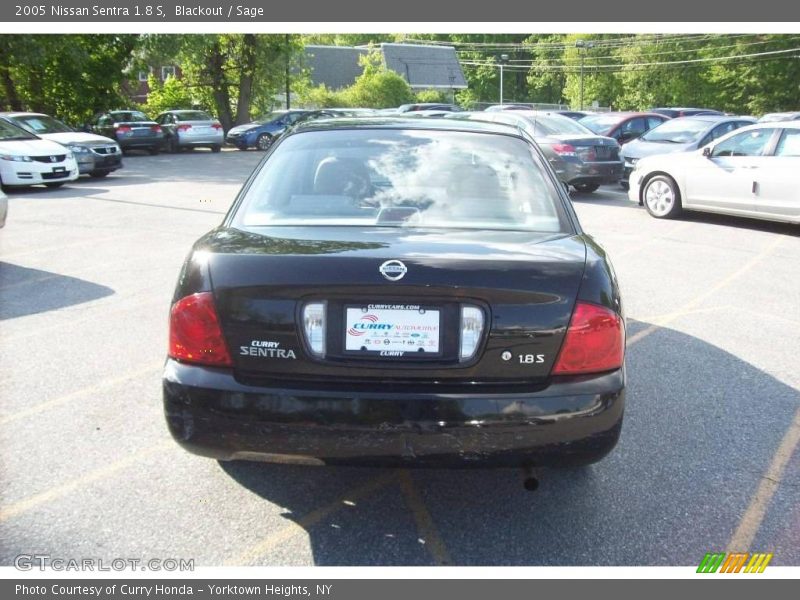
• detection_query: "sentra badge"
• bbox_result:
[240,340,296,359]
[379,260,407,281]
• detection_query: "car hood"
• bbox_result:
[228,123,262,134]
[0,138,73,155]
[621,138,696,160]
[36,132,117,146]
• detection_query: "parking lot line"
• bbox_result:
[0,441,171,522]
[0,361,162,426]
[627,235,784,347]
[398,470,452,566]
[727,406,800,552]
[223,471,399,566]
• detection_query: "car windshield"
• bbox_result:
[234,128,567,233]
[111,111,150,122]
[579,114,623,133]
[0,118,38,140]
[641,118,709,143]
[11,114,73,134]
[175,111,213,121]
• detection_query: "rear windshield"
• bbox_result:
[110,111,150,122]
[11,114,73,134]
[233,129,567,233]
[175,111,213,121]
[527,114,593,136]
[641,118,709,143]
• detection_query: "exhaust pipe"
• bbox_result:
[522,464,539,492]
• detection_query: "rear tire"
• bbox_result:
[149,146,160,155]
[210,144,222,153]
[256,134,272,151]
[573,183,600,193]
[643,174,682,219]
[167,137,179,153]
[90,171,110,178]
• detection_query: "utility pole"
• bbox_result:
[575,39,594,111]
[285,34,291,110]
[499,53,509,105]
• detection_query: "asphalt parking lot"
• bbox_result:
[1,149,798,567]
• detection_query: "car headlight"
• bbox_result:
[68,145,89,154]
[0,154,32,162]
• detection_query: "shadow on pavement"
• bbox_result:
[219,320,799,566]
[0,263,114,320]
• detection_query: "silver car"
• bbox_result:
[156,110,224,153]
[629,122,800,224]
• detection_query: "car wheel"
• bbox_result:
[45,182,66,188]
[211,145,222,153]
[643,175,682,219]
[572,183,600,193]
[256,134,273,151]
[620,181,629,191]
[90,171,110,178]
[149,146,160,155]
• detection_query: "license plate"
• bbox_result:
[52,167,65,173]
[345,305,440,355]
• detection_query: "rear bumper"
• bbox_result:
[177,131,224,147]
[163,359,625,467]
[560,161,624,186]
[117,135,164,149]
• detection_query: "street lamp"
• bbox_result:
[499,53,509,105]
[575,39,595,111]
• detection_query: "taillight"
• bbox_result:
[168,292,232,367]
[177,124,192,132]
[459,305,485,361]
[552,302,624,375]
[551,143,577,156]
[116,125,131,134]
[151,125,162,133]
[211,123,222,130]
[302,302,326,357]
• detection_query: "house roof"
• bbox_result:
[379,43,467,90]
[304,43,467,91]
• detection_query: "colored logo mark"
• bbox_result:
[697,552,773,573]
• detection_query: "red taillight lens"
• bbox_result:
[116,125,131,134]
[168,292,232,367]
[552,302,624,375]
[151,125,162,133]
[552,143,577,156]
[176,124,192,132]
[211,123,222,130]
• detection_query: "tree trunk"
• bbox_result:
[206,41,233,131]
[234,34,257,125]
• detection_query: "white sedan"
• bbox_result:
[0,118,78,189]
[628,122,800,224]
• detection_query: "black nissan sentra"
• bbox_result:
[163,118,626,468]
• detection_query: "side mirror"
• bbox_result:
[702,146,713,158]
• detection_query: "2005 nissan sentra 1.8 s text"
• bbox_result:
[163,117,626,469]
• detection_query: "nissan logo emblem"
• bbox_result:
[379,260,407,282]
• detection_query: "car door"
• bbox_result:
[751,127,800,221]
[617,117,647,144]
[683,128,776,215]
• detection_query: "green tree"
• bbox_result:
[143,74,195,114]
[0,34,139,125]
[342,50,414,108]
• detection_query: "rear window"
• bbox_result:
[580,114,622,133]
[175,111,212,121]
[111,111,150,122]
[233,129,567,233]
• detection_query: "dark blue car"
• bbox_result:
[225,110,312,150]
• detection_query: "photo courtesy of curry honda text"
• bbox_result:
[163,117,626,468]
